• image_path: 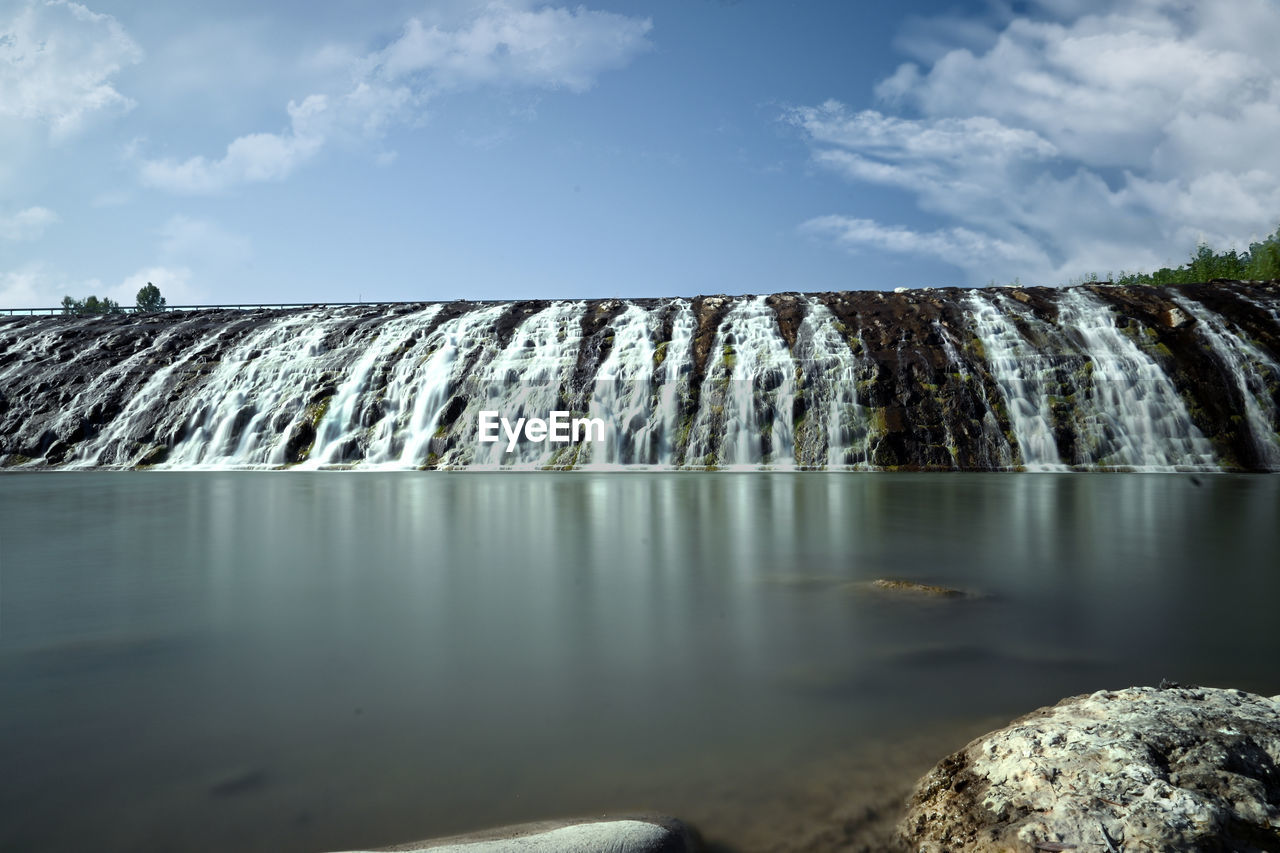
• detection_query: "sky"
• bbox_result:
[2,0,1280,307]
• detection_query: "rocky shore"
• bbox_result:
[326,685,1280,852]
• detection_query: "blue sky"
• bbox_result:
[3,0,1279,306]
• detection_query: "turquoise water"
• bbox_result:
[1,472,1277,851]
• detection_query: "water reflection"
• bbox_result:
[1,472,1276,852]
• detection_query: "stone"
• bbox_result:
[869,579,967,598]
[899,685,1280,852]
[335,815,700,852]
[1161,306,1192,328]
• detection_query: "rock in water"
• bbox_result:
[899,686,1280,852]
[333,815,700,852]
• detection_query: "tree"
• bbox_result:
[60,295,124,315]
[135,281,167,313]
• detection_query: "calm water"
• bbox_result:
[1,472,1278,851]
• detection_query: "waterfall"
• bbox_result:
[934,318,1013,469]
[581,303,695,468]
[3,282,1279,471]
[964,291,1069,470]
[468,301,586,469]
[1055,289,1217,471]
[303,306,443,467]
[367,304,508,467]
[161,311,356,468]
[792,299,874,468]
[1174,296,1280,470]
[685,296,795,469]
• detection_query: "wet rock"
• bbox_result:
[869,579,968,598]
[899,685,1280,852]
[282,419,315,464]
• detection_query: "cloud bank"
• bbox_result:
[791,0,1280,284]
[139,1,653,194]
[0,1,142,139]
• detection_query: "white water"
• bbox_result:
[792,300,874,468]
[469,302,586,468]
[1056,290,1217,471]
[583,304,666,467]
[964,292,1068,470]
[685,296,795,468]
[163,312,355,468]
[303,306,442,467]
[934,319,1014,469]
[1174,296,1280,470]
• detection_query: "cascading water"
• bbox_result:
[583,304,674,467]
[162,312,354,468]
[1173,295,1280,470]
[685,296,795,469]
[964,291,1069,470]
[468,301,586,469]
[3,282,1278,471]
[792,300,874,468]
[934,319,1013,469]
[302,306,442,467]
[1055,289,1217,470]
[368,304,508,467]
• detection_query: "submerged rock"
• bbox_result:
[899,685,1280,852]
[869,579,969,598]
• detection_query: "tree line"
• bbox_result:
[61,282,167,315]
[1078,225,1280,286]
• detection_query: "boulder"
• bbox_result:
[336,815,700,853]
[899,685,1280,852]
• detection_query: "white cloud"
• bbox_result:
[107,266,199,307]
[794,0,1280,284]
[0,263,200,309]
[0,266,51,307]
[139,1,652,194]
[802,215,1048,274]
[0,206,58,241]
[0,1,142,139]
[158,215,251,266]
[370,4,653,94]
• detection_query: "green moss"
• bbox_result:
[1,454,33,468]
[722,344,737,371]
[307,396,331,426]
[675,415,693,451]
[653,341,669,366]
[869,408,888,434]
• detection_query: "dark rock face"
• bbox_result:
[899,686,1280,853]
[0,281,1277,470]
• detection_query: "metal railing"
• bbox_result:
[0,301,448,317]
[0,297,658,316]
